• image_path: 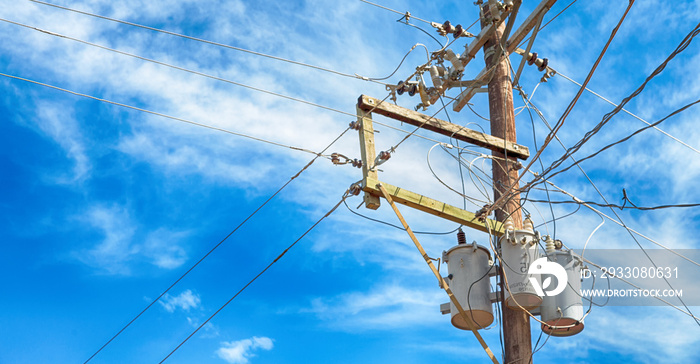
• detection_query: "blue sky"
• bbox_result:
[1,0,700,363]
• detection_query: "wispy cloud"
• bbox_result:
[74,205,190,274]
[216,336,274,364]
[304,284,445,331]
[159,289,201,313]
[143,228,189,269]
[32,101,91,183]
[75,204,137,275]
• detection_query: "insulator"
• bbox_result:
[396,80,405,95]
[503,217,515,232]
[538,58,549,72]
[545,236,556,253]
[429,66,443,88]
[349,120,361,130]
[457,228,466,245]
[527,52,538,66]
[407,83,418,96]
[454,24,463,39]
[445,49,464,72]
[523,217,534,233]
[442,20,454,34]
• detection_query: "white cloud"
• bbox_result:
[74,205,190,274]
[159,289,201,313]
[33,101,91,183]
[216,336,274,364]
[304,284,446,331]
[143,228,189,269]
[75,205,137,275]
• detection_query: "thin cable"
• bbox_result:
[555,70,700,155]
[359,0,433,25]
[0,19,361,120]
[0,71,353,157]
[530,172,700,270]
[426,144,490,206]
[538,19,700,181]
[399,18,446,48]
[486,0,635,216]
[524,199,700,211]
[81,126,351,363]
[27,0,388,85]
[158,191,350,363]
[545,98,700,181]
[359,43,430,81]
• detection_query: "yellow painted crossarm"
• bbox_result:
[363,177,504,236]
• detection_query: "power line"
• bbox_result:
[342,198,461,235]
[81,126,352,363]
[543,98,700,182]
[486,0,636,217]
[555,70,700,155]
[525,198,700,211]
[0,71,351,157]
[517,91,700,326]
[26,0,387,85]
[158,190,350,363]
[538,19,700,181]
[0,18,362,120]
[532,174,700,270]
[359,0,433,25]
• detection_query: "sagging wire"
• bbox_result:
[25,1,390,86]
[484,0,637,218]
[355,43,432,81]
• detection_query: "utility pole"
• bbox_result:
[482,5,532,363]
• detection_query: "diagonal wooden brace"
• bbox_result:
[377,183,500,364]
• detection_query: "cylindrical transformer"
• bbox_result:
[540,250,585,336]
[444,243,494,330]
[499,230,542,310]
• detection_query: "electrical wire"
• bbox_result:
[562,242,700,322]
[80,126,352,363]
[530,173,700,270]
[524,199,700,211]
[426,144,490,207]
[27,0,389,85]
[359,0,434,25]
[543,98,700,182]
[158,190,351,363]
[0,71,345,159]
[0,18,362,120]
[486,0,636,217]
[358,43,431,81]
[533,204,581,228]
[555,70,700,156]
[538,19,700,181]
